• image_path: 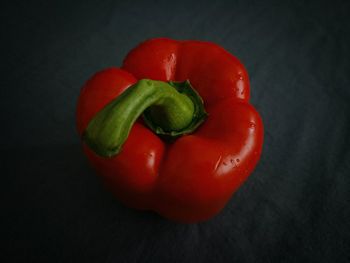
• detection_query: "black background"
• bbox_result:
[2,0,350,262]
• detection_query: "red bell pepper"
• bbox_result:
[76,38,263,223]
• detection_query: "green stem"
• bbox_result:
[83,79,207,157]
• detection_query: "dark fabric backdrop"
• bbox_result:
[2,0,350,262]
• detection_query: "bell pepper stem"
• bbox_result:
[83,79,207,157]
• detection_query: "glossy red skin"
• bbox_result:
[76,38,263,223]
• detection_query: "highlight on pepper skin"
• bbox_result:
[76,38,264,223]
